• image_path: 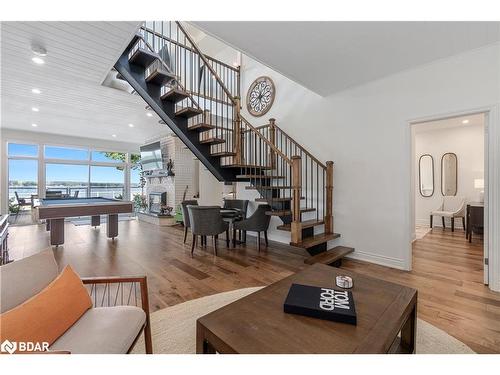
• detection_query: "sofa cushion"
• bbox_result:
[50,306,146,354]
[0,266,92,348]
[1,250,58,313]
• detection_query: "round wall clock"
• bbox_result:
[246,76,275,117]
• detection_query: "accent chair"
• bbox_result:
[430,196,466,232]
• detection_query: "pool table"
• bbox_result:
[37,197,133,246]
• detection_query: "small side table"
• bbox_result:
[466,202,484,243]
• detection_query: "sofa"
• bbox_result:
[0,251,152,354]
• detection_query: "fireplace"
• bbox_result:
[148,192,167,215]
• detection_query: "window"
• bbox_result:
[9,160,38,201]
[8,143,38,157]
[91,151,125,163]
[90,166,124,199]
[45,146,89,160]
[130,153,143,200]
[46,164,89,198]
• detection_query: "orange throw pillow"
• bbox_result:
[0,265,92,350]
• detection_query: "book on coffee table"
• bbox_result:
[284,283,357,325]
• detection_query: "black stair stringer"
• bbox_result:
[114,49,238,182]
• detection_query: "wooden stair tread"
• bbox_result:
[277,219,324,231]
[145,68,176,85]
[187,123,215,132]
[175,107,203,119]
[236,175,285,179]
[265,208,316,216]
[211,151,236,157]
[255,197,304,202]
[223,164,272,170]
[290,233,341,248]
[304,246,354,265]
[246,185,292,190]
[200,137,225,145]
[161,88,190,103]
[129,47,158,67]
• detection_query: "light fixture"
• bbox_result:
[31,107,39,112]
[146,112,153,117]
[32,56,45,65]
[31,123,38,127]
[112,134,117,138]
[128,123,134,128]
[31,88,41,94]
[462,119,470,124]
[31,44,47,56]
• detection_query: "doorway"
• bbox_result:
[410,112,487,284]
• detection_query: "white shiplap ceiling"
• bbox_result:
[193,21,500,96]
[0,21,171,145]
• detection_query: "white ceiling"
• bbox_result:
[413,113,484,134]
[193,21,500,96]
[0,21,171,145]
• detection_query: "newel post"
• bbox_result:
[325,161,334,234]
[268,118,276,169]
[234,96,242,165]
[291,155,302,244]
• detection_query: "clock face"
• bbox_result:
[246,76,275,117]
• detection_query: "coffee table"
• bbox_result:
[196,263,417,354]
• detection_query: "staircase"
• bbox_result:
[114,21,352,262]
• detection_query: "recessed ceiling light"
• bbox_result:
[32,57,45,65]
[31,44,47,56]
[462,119,470,124]
[146,112,153,117]
[128,123,134,128]
[112,134,117,138]
[31,88,41,94]
[32,107,39,112]
[31,123,38,127]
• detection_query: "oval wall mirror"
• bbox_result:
[419,154,434,197]
[441,152,458,196]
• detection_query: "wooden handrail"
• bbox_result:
[140,26,239,73]
[176,21,237,105]
[261,121,327,170]
[239,114,292,165]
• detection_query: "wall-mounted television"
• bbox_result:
[140,141,163,171]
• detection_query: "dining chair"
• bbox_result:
[430,196,466,232]
[180,200,198,243]
[233,204,271,252]
[223,199,249,241]
[187,206,229,256]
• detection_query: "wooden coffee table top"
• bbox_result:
[197,263,417,354]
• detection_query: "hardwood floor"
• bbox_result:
[8,220,499,353]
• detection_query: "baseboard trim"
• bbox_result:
[346,250,406,270]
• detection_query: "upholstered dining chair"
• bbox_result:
[187,206,229,256]
[223,199,249,241]
[430,196,466,232]
[233,204,271,252]
[180,200,198,243]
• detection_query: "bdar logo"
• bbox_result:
[1,340,17,354]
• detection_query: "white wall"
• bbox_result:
[414,123,485,228]
[233,43,500,270]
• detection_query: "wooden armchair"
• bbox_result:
[0,251,152,354]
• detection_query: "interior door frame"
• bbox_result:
[407,104,500,292]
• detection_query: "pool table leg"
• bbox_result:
[107,214,118,239]
[91,215,101,228]
[46,220,51,231]
[50,219,64,246]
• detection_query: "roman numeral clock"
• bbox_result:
[246,76,275,117]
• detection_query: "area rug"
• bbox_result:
[132,287,474,354]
